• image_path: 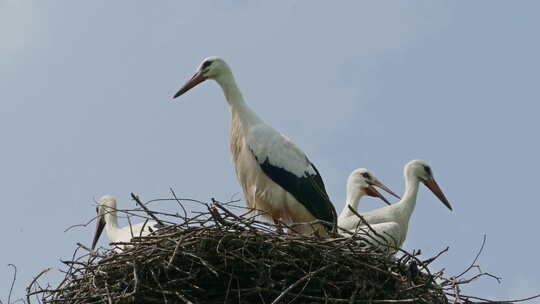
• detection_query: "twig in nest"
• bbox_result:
[347,205,392,248]
[454,234,488,280]
[170,187,188,219]
[130,192,165,226]
[271,263,335,304]
[422,246,449,267]
[4,264,17,304]
[26,267,51,304]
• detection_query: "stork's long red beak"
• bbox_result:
[91,217,106,250]
[173,71,207,98]
[370,180,401,200]
[423,178,453,211]
[364,179,399,206]
[364,185,391,205]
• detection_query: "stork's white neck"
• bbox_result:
[339,185,364,218]
[394,169,420,222]
[103,208,120,242]
[215,71,263,128]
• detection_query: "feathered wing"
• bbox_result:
[363,222,402,248]
[120,221,160,240]
[247,126,337,232]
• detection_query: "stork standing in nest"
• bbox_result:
[173,57,337,237]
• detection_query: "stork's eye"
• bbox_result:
[361,172,371,179]
[201,61,212,69]
[423,165,432,176]
[95,207,99,213]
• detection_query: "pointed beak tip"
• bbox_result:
[423,179,453,212]
[92,218,106,251]
[172,72,206,100]
[364,185,391,205]
[172,91,183,99]
[379,196,391,206]
[372,180,400,201]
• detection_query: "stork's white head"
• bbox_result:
[91,195,118,250]
[96,195,117,216]
[405,160,433,181]
[405,160,453,211]
[173,57,231,98]
[347,168,400,206]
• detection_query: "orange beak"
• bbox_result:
[172,71,207,98]
[364,185,391,205]
[422,178,453,211]
[369,179,401,199]
[364,180,400,206]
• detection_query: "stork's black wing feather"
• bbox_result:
[254,155,337,232]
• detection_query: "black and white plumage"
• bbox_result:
[173,57,337,236]
[248,126,336,232]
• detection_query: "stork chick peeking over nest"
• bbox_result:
[91,195,159,251]
[173,57,337,237]
[338,168,401,230]
[340,160,453,250]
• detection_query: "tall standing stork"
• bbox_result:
[172,57,337,237]
[91,195,159,251]
[338,168,400,231]
[340,160,452,249]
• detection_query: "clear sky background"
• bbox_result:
[1,1,539,302]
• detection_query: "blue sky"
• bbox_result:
[1,1,539,302]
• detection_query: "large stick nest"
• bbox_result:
[26,193,531,304]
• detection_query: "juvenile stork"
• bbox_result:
[91,195,159,251]
[340,160,452,249]
[338,168,400,231]
[173,57,337,237]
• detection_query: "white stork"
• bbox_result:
[340,160,452,249]
[91,195,159,251]
[338,168,400,231]
[172,57,337,237]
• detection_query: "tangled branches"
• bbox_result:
[26,193,539,304]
